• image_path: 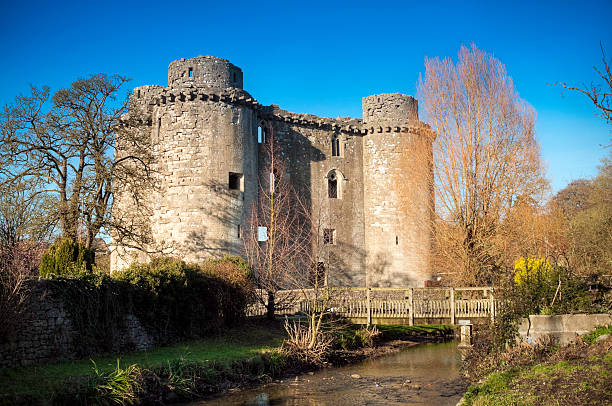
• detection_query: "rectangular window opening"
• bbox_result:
[188,68,193,77]
[328,179,337,198]
[257,226,268,242]
[237,224,241,238]
[396,236,399,245]
[323,229,335,245]
[229,172,243,191]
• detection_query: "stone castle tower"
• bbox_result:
[111,56,435,287]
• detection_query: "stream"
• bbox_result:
[192,341,467,405]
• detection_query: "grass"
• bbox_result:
[461,338,612,406]
[0,322,285,401]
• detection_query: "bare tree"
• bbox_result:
[0,74,152,249]
[555,43,611,131]
[242,127,309,319]
[418,44,547,285]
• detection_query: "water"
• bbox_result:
[193,342,467,406]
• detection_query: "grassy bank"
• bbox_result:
[460,326,612,406]
[0,321,286,404]
[0,322,453,405]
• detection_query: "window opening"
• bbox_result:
[331,134,341,157]
[312,262,326,286]
[396,236,399,245]
[137,90,141,98]
[328,172,337,198]
[237,224,241,238]
[257,226,268,242]
[188,68,193,77]
[229,172,243,191]
[257,125,267,144]
[233,72,237,82]
[323,229,335,245]
[157,117,161,138]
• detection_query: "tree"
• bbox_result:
[418,44,547,285]
[242,127,309,319]
[0,74,151,249]
[555,43,611,132]
[0,179,55,247]
[552,153,612,274]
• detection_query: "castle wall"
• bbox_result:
[264,117,366,286]
[146,99,257,263]
[111,56,435,288]
[362,95,434,287]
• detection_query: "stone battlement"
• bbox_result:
[112,56,435,288]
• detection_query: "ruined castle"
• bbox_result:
[110,56,435,287]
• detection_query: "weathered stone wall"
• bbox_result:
[168,55,243,90]
[111,56,435,287]
[262,108,366,286]
[362,94,435,287]
[0,284,152,368]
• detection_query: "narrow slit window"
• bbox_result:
[229,172,243,191]
[396,236,399,245]
[157,117,162,138]
[257,126,267,144]
[237,224,241,238]
[331,134,341,157]
[323,229,335,245]
[188,68,193,77]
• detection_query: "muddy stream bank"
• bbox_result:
[190,341,467,406]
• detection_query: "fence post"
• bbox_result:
[366,288,372,326]
[450,287,455,325]
[489,289,495,322]
[408,287,414,326]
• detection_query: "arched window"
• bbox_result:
[327,170,345,199]
[331,134,341,157]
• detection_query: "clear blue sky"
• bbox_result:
[1,0,610,193]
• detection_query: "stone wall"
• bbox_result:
[111,55,436,288]
[518,314,612,346]
[0,283,153,368]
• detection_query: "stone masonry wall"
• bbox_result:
[0,284,153,368]
[111,56,436,288]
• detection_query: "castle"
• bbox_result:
[110,56,435,287]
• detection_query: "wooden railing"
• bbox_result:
[246,287,495,325]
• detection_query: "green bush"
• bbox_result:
[39,237,95,277]
[113,256,253,341]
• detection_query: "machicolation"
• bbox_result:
[111,55,435,287]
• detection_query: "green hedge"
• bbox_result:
[39,237,95,277]
[40,256,254,356]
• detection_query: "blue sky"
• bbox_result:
[1,0,610,192]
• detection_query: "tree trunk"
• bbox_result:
[266,290,275,320]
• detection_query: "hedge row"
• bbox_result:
[39,256,254,356]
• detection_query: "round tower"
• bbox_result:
[112,56,257,270]
[362,94,434,287]
[168,56,243,89]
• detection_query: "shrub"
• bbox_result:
[113,256,253,341]
[513,257,553,285]
[39,237,95,277]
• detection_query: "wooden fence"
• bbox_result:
[247,287,495,325]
